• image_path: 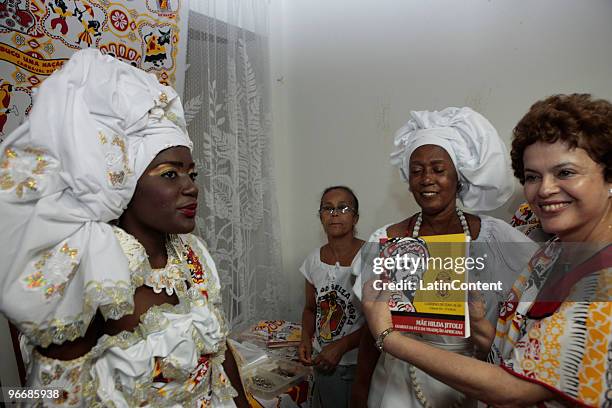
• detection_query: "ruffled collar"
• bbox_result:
[112,227,191,297]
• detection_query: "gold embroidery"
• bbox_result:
[0,147,49,198]
[99,133,132,188]
[19,278,134,347]
[20,230,232,406]
[0,173,13,190]
[159,92,168,104]
[109,171,125,186]
[98,131,108,145]
[112,135,127,155]
[29,348,96,406]
[23,243,79,299]
[5,148,16,159]
[61,242,78,259]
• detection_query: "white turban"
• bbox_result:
[0,49,192,347]
[390,107,513,211]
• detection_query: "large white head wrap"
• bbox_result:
[0,50,192,346]
[390,107,513,211]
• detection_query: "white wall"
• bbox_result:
[270,0,612,320]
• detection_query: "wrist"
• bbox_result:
[375,327,395,352]
[336,337,350,353]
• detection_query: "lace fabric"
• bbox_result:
[23,228,237,407]
[185,1,285,326]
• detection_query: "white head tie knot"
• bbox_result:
[390,107,513,211]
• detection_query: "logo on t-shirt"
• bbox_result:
[316,284,357,344]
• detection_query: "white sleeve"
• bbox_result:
[353,225,390,301]
[367,225,390,243]
[299,250,316,285]
[485,217,539,276]
[472,217,539,324]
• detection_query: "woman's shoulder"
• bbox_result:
[471,215,539,275]
[112,225,148,272]
[475,214,534,243]
[368,224,391,241]
[369,217,415,241]
[303,247,323,265]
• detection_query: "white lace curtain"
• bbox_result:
[184,0,284,327]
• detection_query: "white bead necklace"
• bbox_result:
[409,207,470,408]
[409,364,466,408]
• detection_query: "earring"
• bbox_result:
[609,188,612,196]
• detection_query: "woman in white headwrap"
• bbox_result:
[350,107,538,408]
[360,96,612,407]
[0,50,247,407]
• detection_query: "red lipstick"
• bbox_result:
[178,203,197,218]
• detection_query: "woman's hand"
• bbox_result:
[298,339,313,366]
[313,340,346,372]
[468,290,487,321]
[361,278,394,339]
[468,291,495,359]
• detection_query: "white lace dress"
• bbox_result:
[22,227,237,407]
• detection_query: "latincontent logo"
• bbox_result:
[370,254,503,292]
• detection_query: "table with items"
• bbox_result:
[229,320,313,408]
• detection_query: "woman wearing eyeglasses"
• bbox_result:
[298,186,366,408]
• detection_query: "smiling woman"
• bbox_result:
[522,142,609,242]
[351,107,538,408]
[361,95,612,408]
[512,94,612,244]
[408,145,459,219]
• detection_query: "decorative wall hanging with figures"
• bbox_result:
[0,0,188,141]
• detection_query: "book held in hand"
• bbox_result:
[378,233,470,337]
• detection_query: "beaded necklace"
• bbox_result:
[409,207,470,408]
[412,208,470,239]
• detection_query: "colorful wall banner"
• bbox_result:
[0,0,188,141]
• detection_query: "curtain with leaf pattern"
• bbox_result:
[184,0,284,327]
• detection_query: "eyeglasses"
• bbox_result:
[318,204,355,216]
